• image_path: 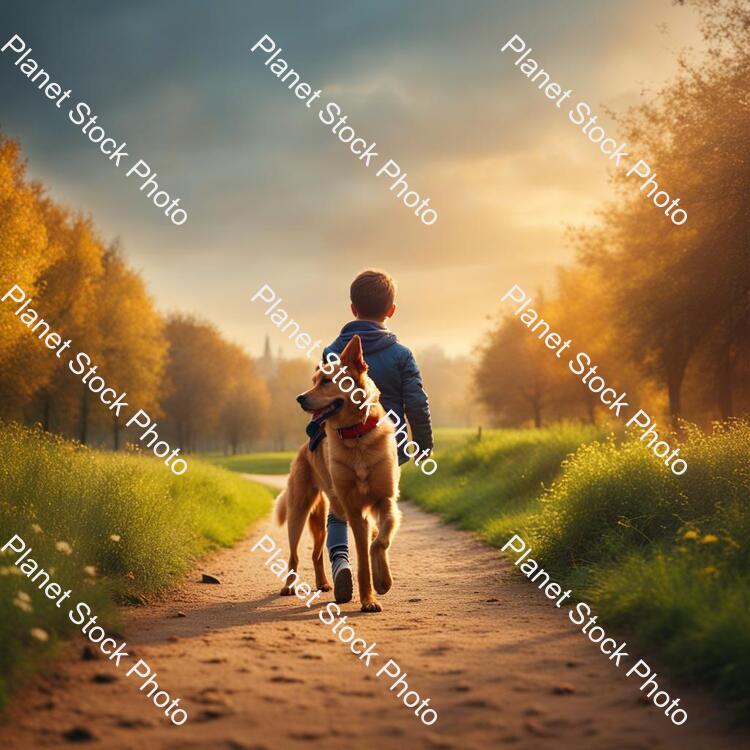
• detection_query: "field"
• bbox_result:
[401,423,750,709]
[0,422,273,709]
[206,428,484,476]
[205,450,296,475]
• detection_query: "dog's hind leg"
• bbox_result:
[279,449,320,597]
[308,496,331,592]
[349,512,381,612]
[370,497,401,595]
[280,508,306,596]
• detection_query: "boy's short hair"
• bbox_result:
[350,269,397,318]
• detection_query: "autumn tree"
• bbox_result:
[474,308,566,428]
[95,248,168,448]
[0,135,50,417]
[30,203,105,440]
[219,342,270,454]
[265,357,311,449]
[576,0,750,426]
[161,315,230,452]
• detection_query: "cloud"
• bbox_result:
[1,0,705,357]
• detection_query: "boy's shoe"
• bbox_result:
[333,564,353,604]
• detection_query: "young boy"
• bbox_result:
[316,269,433,603]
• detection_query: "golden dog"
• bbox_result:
[274,335,401,612]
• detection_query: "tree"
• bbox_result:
[265,357,310,449]
[161,315,230,452]
[0,135,50,417]
[95,248,168,448]
[219,342,270,454]
[30,204,105,440]
[576,0,750,426]
[474,312,563,428]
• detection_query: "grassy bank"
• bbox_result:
[402,422,750,709]
[0,422,273,708]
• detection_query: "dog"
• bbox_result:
[274,335,401,612]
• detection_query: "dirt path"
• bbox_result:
[4,476,746,750]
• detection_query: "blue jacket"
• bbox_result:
[322,320,433,464]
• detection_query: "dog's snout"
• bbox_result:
[296,394,306,405]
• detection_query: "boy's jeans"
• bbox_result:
[326,454,409,573]
[327,513,349,574]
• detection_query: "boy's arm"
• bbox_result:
[401,350,433,452]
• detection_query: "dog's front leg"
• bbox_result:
[370,496,400,595]
[348,512,381,613]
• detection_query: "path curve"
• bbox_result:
[3,475,746,750]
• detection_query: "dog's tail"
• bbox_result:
[274,488,288,526]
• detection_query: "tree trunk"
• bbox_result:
[113,415,120,450]
[717,339,734,420]
[41,392,52,432]
[533,401,542,428]
[586,393,596,424]
[79,386,89,444]
[666,371,682,430]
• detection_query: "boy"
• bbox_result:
[312,269,433,603]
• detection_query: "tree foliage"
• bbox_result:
[0,133,269,453]
[477,0,750,427]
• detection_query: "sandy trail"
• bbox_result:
[4,475,747,750]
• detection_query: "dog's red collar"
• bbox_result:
[337,415,379,439]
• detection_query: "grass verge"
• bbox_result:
[402,421,750,710]
[0,421,273,709]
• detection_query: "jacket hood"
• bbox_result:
[330,320,398,355]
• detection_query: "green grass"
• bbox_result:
[206,429,488,476]
[0,421,273,709]
[206,451,295,475]
[402,423,606,539]
[402,421,750,709]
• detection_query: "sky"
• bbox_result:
[1,0,703,357]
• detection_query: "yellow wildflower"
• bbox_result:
[84,565,97,577]
[31,523,42,534]
[110,534,121,543]
[682,530,699,541]
[700,534,719,544]
[701,565,720,577]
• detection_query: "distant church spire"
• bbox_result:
[258,334,275,379]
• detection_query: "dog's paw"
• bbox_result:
[316,582,332,592]
[370,542,392,595]
[361,599,382,613]
[279,586,295,596]
[373,577,392,596]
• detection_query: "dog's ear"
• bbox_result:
[340,335,367,374]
